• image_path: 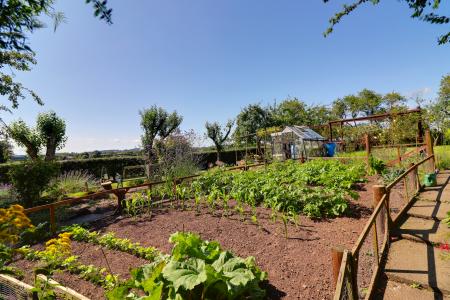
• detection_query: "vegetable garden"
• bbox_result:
[0,158,381,299]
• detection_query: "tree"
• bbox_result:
[6,120,41,160]
[272,98,309,126]
[384,92,407,111]
[205,120,234,161]
[36,111,67,161]
[437,74,450,117]
[0,0,112,114]
[331,98,347,120]
[426,74,450,144]
[358,89,384,116]
[140,106,183,165]
[4,111,67,161]
[234,104,271,144]
[323,0,450,45]
[306,105,332,126]
[0,138,12,163]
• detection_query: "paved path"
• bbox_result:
[377,170,450,300]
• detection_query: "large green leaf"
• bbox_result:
[162,258,208,292]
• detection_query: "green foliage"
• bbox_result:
[443,211,450,228]
[323,0,450,45]
[380,167,405,185]
[8,160,60,207]
[205,120,234,161]
[19,222,50,246]
[192,159,365,218]
[0,1,112,114]
[107,232,267,300]
[36,111,67,161]
[0,138,12,163]
[32,277,57,300]
[6,120,41,160]
[140,105,183,165]
[368,155,386,175]
[5,111,67,161]
[46,170,96,200]
[65,225,161,261]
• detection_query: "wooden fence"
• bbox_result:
[23,161,269,233]
[333,154,435,300]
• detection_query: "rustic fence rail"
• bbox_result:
[333,154,435,300]
[23,161,269,233]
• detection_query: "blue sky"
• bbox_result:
[3,0,449,153]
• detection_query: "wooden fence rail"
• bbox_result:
[333,154,435,300]
[23,161,269,233]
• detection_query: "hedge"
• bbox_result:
[0,148,258,184]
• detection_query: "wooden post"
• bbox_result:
[365,134,371,168]
[396,146,402,166]
[424,130,435,172]
[115,189,127,213]
[372,185,386,264]
[49,205,56,234]
[331,246,344,288]
[329,122,333,141]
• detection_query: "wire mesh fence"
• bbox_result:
[0,275,34,300]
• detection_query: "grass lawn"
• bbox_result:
[335,145,450,169]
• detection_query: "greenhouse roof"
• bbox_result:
[271,126,326,141]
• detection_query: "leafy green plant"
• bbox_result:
[192,159,365,219]
[443,211,450,228]
[65,225,160,261]
[32,276,57,300]
[107,232,267,300]
[8,160,60,207]
[369,155,386,175]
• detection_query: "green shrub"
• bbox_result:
[8,160,60,208]
[46,170,97,200]
[369,155,386,174]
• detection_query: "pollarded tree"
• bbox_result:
[36,111,67,161]
[140,106,183,165]
[4,111,67,161]
[323,0,450,45]
[205,120,234,162]
[6,120,41,160]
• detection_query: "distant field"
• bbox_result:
[335,145,450,169]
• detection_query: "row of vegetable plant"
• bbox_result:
[189,159,366,218]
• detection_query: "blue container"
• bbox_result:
[325,143,336,157]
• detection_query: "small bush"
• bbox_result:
[369,155,386,174]
[8,160,60,208]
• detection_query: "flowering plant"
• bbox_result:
[0,204,33,245]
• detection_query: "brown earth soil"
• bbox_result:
[11,176,380,300]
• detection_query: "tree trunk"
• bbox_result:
[45,138,56,161]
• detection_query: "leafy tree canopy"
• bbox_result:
[0,0,112,115]
[3,111,67,161]
[323,0,450,44]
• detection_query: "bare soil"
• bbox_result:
[11,176,379,300]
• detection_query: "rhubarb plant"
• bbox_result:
[106,232,267,300]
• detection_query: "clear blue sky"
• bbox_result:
[3,0,449,153]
